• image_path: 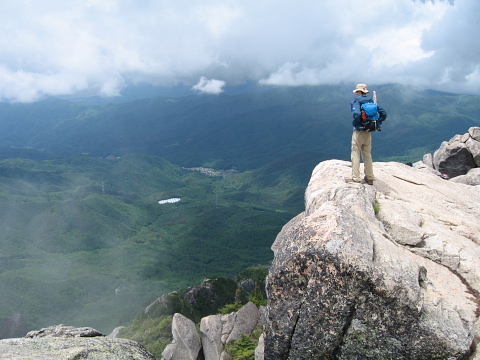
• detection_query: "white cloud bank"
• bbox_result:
[0,0,478,102]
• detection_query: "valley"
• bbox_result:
[0,153,301,334]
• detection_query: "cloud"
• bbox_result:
[191,76,226,94]
[0,0,478,101]
[191,77,226,94]
[412,0,480,92]
[259,63,323,86]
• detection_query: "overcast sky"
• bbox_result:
[0,0,477,101]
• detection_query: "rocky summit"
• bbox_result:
[265,158,480,359]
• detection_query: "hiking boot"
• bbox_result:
[364,176,374,185]
[345,177,361,184]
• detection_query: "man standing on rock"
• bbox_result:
[346,83,387,185]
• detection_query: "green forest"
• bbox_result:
[0,153,303,334]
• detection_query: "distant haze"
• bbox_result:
[0,0,478,102]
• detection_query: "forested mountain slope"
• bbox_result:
[0,154,301,334]
[1,84,479,168]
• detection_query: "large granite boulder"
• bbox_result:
[162,313,202,360]
[199,302,262,360]
[265,160,480,359]
[225,301,261,344]
[424,126,480,177]
[433,139,476,177]
[0,324,156,359]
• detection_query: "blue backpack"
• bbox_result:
[360,102,381,131]
[351,101,381,131]
[361,102,379,121]
[351,91,385,131]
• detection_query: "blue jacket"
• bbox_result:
[351,94,387,131]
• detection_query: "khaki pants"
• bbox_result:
[351,130,374,182]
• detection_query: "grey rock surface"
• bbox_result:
[162,313,202,360]
[265,160,480,360]
[226,301,260,344]
[255,333,264,360]
[466,136,480,166]
[433,140,476,177]
[0,325,156,359]
[470,126,480,141]
[422,127,480,177]
[450,168,480,186]
[200,314,224,360]
[422,152,434,168]
[199,302,262,360]
[26,324,104,338]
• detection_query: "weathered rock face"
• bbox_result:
[429,126,480,178]
[0,324,156,359]
[265,160,480,359]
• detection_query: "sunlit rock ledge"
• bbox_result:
[265,159,480,360]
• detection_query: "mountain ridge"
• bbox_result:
[1,84,479,169]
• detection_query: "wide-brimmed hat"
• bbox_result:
[353,84,369,93]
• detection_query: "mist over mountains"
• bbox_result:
[1,84,479,169]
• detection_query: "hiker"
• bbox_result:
[346,83,387,185]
